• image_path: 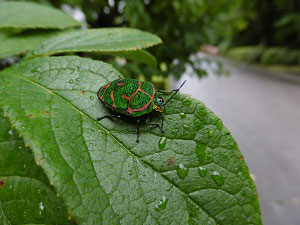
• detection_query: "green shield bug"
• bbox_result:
[97,78,186,142]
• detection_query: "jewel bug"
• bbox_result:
[97,78,186,142]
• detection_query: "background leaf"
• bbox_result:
[0,110,75,225]
[0,30,62,59]
[0,1,80,30]
[27,28,162,58]
[0,56,262,224]
[105,50,157,69]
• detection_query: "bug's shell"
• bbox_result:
[98,78,156,117]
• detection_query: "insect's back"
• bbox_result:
[98,78,156,117]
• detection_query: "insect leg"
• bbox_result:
[145,115,164,133]
[160,113,164,133]
[97,115,121,121]
[145,116,160,128]
[136,119,140,143]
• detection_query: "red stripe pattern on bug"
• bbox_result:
[98,78,164,117]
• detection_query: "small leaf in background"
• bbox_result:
[0,110,75,225]
[0,56,262,224]
[0,30,63,59]
[0,1,80,30]
[27,28,162,58]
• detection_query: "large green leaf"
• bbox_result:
[0,56,262,225]
[0,1,80,30]
[0,110,75,225]
[27,28,162,58]
[0,30,62,59]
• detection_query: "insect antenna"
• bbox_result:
[163,80,186,106]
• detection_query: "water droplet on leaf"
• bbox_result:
[209,130,214,137]
[183,99,191,106]
[211,171,224,186]
[155,195,168,211]
[68,79,74,84]
[90,96,94,100]
[198,166,208,177]
[158,137,167,150]
[195,144,206,163]
[177,163,189,179]
[34,202,46,220]
[183,125,189,130]
[179,112,186,119]
[170,129,177,135]
[76,77,81,81]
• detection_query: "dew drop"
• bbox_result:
[170,129,177,136]
[128,170,133,176]
[76,77,81,81]
[218,215,225,222]
[195,143,206,163]
[34,202,46,220]
[68,79,74,84]
[177,163,189,179]
[208,130,214,137]
[179,112,186,119]
[76,81,80,85]
[90,96,94,100]
[158,137,167,150]
[183,99,192,106]
[155,195,168,211]
[198,166,208,177]
[183,125,189,130]
[211,171,224,186]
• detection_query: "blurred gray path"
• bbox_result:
[173,58,300,225]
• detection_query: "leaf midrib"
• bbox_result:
[6,71,220,224]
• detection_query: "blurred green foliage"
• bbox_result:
[4,0,300,74]
[5,0,250,80]
[234,0,300,48]
[227,46,300,67]
[227,46,265,63]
